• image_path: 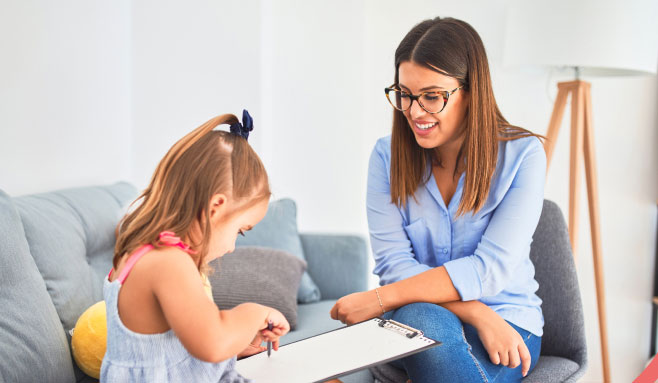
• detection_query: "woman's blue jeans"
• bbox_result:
[384,303,541,383]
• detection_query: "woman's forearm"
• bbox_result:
[379,266,461,311]
[439,300,492,326]
[331,266,482,325]
[380,265,493,325]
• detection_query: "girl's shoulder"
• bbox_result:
[138,246,198,274]
[117,245,199,286]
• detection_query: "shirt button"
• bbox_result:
[443,248,448,254]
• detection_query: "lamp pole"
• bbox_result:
[544,76,610,382]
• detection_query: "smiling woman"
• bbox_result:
[331,17,546,383]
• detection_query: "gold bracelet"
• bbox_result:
[375,288,385,314]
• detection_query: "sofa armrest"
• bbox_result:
[299,233,369,300]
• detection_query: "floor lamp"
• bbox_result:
[543,76,609,380]
[504,1,658,382]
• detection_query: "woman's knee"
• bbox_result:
[392,303,463,340]
[393,303,457,323]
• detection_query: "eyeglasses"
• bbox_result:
[384,85,463,114]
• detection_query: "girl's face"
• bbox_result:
[206,197,269,262]
[397,61,469,150]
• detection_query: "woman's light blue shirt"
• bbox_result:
[367,135,545,336]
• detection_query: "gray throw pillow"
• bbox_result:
[208,247,307,329]
[236,198,321,303]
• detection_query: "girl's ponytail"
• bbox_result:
[114,114,269,271]
[140,114,239,219]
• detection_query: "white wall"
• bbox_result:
[130,0,263,189]
[0,0,132,196]
[1,1,656,381]
[260,0,368,235]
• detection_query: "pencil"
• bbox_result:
[267,321,273,357]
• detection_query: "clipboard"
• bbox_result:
[236,317,441,383]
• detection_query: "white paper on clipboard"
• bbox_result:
[236,317,440,383]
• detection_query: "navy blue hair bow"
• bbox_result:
[229,109,253,141]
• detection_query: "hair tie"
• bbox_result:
[229,109,253,141]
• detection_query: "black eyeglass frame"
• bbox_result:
[384,85,464,114]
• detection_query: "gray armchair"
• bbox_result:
[523,200,587,382]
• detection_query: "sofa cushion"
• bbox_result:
[209,247,306,329]
[300,233,369,300]
[236,198,321,303]
[0,190,76,382]
[12,182,137,332]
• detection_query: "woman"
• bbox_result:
[330,17,545,382]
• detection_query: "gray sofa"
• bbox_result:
[0,182,373,383]
[0,182,585,383]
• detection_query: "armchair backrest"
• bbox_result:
[529,200,587,368]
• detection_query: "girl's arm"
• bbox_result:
[150,249,289,363]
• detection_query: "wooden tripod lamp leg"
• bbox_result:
[544,85,570,169]
[568,84,585,258]
[543,80,611,382]
[581,83,611,383]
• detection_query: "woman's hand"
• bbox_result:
[258,309,290,352]
[472,311,531,377]
[330,290,382,325]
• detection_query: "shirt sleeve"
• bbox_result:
[443,138,547,301]
[367,142,431,285]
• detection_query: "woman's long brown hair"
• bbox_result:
[391,17,542,216]
[114,114,270,272]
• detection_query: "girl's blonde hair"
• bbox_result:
[114,114,270,272]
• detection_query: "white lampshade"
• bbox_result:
[503,0,658,77]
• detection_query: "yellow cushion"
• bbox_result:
[71,301,106,379]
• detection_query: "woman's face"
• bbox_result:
[397,61,469,150]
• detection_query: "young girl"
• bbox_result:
[101,111,289,382]
[331,17,544,382]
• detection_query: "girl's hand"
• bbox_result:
[259,309,290,352]
[330,290,381,325]
[237,333,267,359]
[473,312,531,377]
